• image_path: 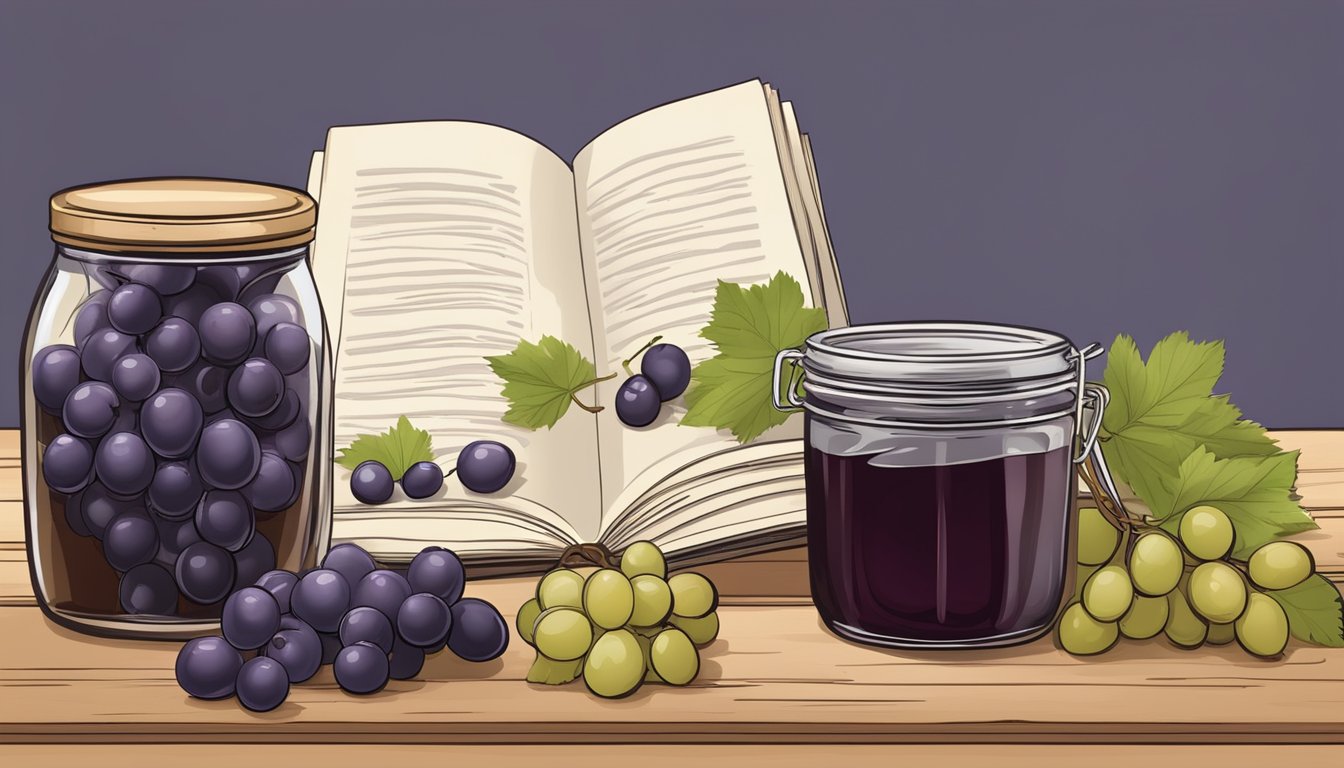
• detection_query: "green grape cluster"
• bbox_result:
[518,540,720,698]
[1058,505,1314,658]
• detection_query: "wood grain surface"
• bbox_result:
[1,429,1342,760]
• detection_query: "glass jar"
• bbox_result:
[21,178,332,639]
[773,322,1106,649]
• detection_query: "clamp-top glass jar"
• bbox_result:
[21,178,332,639]
[774,322,1106,649]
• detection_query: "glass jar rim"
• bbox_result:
[57,243,309,266]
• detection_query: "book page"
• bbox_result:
[571,81,823,542]
[312,122,601,561]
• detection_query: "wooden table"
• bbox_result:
[2,430,1342,767]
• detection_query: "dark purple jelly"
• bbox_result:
[806,437,1074,648]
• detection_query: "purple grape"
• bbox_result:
[615,375,660,427]
[32,344,82,412]
[396,593,451,649]
[111,354,161,402]
[263,322,309,375]
[244,451,299,513]
[340,605,396,653]
[195,489,254,552]
[174,360,229,413]
[79,482,135,538]
[456,440,515,494]
[422,634,448,655]
[42,433,95,494]
[175,636,243,699]
[107,283,163,335]
[447,597,510,662]
[94,431,154,496]
[61,381,120,439]
[145,316,201,373]
[388,637,426,680]
[199,302,256,366]
[227,358,284,417]
[119,563,178,614]
[273,417,310,462]
[640,343,691,400]
[222,586,281,650]
[74,291,111,346]
[80,328,138,382]
[235,656,288,712]
[139,388,203,459]
[195,265,241,301]
[290,569,351,633]
[247,388,299,431]
[255,570,298,613]
[319,631,342,665]
[322,543,376,588]
[407,546,465,605]
[103,512,159,571]
[247,294,302,340]
[232,532,277,588]
[64,490,92,536]
[351,569,412,621]
[162,285,219,325]
[400,461,443,500]
[148,460,203,520]
[238,267,286,303]
[196,419,261,489]
[351,460,393,504]
[334,641,389,695]
[175,541,236,604]
[125,264,196,295]
[265,622,321,683]
[153,514,200,569]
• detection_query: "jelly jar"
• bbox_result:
[21,179,332,639]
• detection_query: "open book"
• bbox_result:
[308,80,847,571]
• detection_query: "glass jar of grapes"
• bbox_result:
[21,179,332,639]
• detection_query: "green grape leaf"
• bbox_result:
[486,335,601,430]
[1099,333,1279,507]
[1266,575,1344,648]
[1148,447,1316,559]
[525,653,584,685]
[335,415,432,481]
[681,271,828,443]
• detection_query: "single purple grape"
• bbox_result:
[340,605,396,653]
[175,541,236,604]
[175,636,243,699]
[397,593,452,649]
[265,622,321,683]
[245,451,299,513]
[236,656,289,712]
[290,569,351,633]
[124,264,196,295]
[333,641,389,695]
[255,569,298,614]
[103,512,159,571]
[119,563,178,614]
[615,375,660,427]
[111,354,161,403]
[195,265,241,301]
[407,546,465,605]
[232,531,277,588]
[246,388,299,431]
[94,431,155,496]
[140,388,203,459]
[195,489,255,552]
[199,302,256,366]
[196,419,261,489]
[400,461,443,500]
[145,316,201,373]
[42,433,95,494]
[273,417,310,462]
[246,294,302,340]
[322,543,377,588]
[455,440,515,494]
[351,569,412,621]
[162,284,220,325]
[263,322,309,375]
[107,282,163,335]
[73,291,111,346]
[227,358,284,417]
[221,586,281,650]
[64,490,92,537]
[447,597,510,662]
[79,328,138,382]
[388,637,426,680]
[351,460,394,504]
[148,460,204,520]
[61,381,120,439]
[173,360,229,413]
[32,344,82,412]
[641,343,691,400]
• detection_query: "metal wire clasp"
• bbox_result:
[771,348,805,410]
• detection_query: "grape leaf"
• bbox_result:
[1266,575,1344,648]
[681,271,827,443]
[525,653,583,685]
[335,415,432,481]
[1099,332,1279,506]
[1148,446,1316,559]
[486,335,602,430]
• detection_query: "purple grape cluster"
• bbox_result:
[31,260,314,617]
[615,339,691,428]
[175,542,509,712]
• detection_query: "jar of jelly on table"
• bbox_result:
[774,322,1106,649]
[21,179,332,639]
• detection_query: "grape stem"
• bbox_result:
[569,373,618,413]
[621,335,663,377]
[558,542,617,569]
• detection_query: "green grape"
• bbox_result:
[649,627,700,685]
[1056,603,1119,656]
[629,574,673,627]
[668,572,718,618]
[1119,594,1168,640]
[1178,504,1235,561]
[583,568,635,630]
[1188,561,1247,624]
[532,607,593,661]
[670,611,720,645]
[572,566,600,581]
[1206,621,1236,646]
[1235,592,1290,657]
[1248,541,1314,591]
[516,597,542,646]
[1077,507,1120,566]
[1081,565,1133,622]
[537,568,586,610]
[583,628,646,699]
[1129,531,1183,596]
[1163,587,1208,649]
[620,540,667,579]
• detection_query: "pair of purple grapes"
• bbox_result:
[615,341,692,427]
[350,440,517,505]
[176,542,509,712]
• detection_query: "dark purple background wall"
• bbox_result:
[1,0,1340,427]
